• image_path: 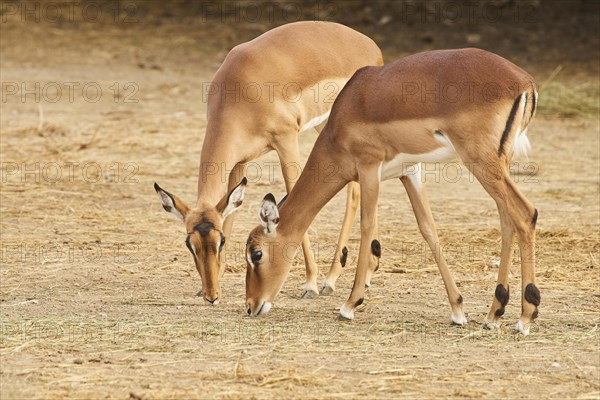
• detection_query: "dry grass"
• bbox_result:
[537,66,600,118]
[1,105,599,400]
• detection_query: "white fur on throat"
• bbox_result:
[300,111,331,132]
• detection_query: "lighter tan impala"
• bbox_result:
[245,48,541,335]
[154,21,383,304]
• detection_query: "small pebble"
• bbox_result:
[466,33,481,44]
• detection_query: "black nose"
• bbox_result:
[207,298,217,304]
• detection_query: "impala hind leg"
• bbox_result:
[321,182,360,295]
[466,160,539,335]
[340,165,379,320]
[400,168,466,325]
[276,139,319,298]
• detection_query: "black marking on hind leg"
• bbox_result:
[498,94,523,157]
[354,298,364,308]
[340,246,348,268]
[531,209,538,228]
[494,284,510,317]
[371,240,381,258]
[457,295,463,305]
[524,283,541,307]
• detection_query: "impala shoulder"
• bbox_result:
[349,64,380,81]
[330,66,378,113]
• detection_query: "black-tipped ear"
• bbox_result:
[277,194,288,208]
[263,193,276,204]
[154,182,189,222]
[217,177,248,218]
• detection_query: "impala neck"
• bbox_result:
[196,119,243,206]
[277,139,349,244]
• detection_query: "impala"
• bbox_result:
[245,48,540,335]
[154,21,383,304]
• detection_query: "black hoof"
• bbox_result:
[300,290,319,300]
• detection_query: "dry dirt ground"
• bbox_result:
[1,2,599,399]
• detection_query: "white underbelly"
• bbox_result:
[378,137,458,181]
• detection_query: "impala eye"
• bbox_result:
[251,250,262,263]
[219,234,226,250]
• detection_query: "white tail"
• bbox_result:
[512,129,531,159]
[512,88,537,159]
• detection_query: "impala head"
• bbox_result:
[154,178,247,305]
[245,194,296,317]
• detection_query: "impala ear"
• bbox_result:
[154,182,190,222]
[258,193,279,234]
[217,177,247,219]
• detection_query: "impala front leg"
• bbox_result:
[340,165,379,320]
[400,169,466,325]
[365,231,381,288]
[321,182,360,295]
